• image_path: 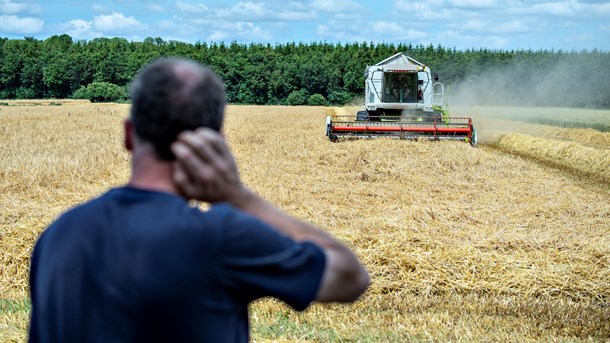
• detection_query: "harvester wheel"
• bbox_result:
[356,110,369,121]
[470,128,478,147]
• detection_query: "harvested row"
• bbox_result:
[477,119,610,147]
[489,133,610,186]
[454,106,610,132]
[515,124,610,147]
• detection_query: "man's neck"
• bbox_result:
[128,148,182,196]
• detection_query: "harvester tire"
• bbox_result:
[356,110,369,121]
[470,128,478,147]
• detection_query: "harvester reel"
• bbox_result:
[326,115,476,144]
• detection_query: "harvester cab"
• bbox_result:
[326,53,477,145]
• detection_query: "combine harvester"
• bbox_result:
[326,53,477,145]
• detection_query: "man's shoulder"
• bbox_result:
[51,189,115,224]
[44,188,258,242]
[46,187,186,232]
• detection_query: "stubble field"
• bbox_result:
[1,101,609,342]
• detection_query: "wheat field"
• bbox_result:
[1,102,609,342]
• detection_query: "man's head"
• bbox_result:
[129,58,226,161]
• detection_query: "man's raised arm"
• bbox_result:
[171,128,370,302]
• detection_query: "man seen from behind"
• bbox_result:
[28,58,370,343]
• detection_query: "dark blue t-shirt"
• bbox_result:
[29,187,326,343]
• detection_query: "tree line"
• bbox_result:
[1,34,609,108]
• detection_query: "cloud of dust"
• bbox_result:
[444,53,610,143]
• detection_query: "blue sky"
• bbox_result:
[1,0,609,51]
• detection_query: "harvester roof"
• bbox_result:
[374,53,426,69]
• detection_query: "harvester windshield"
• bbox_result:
[383,72,419,103]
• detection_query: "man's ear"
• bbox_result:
[124,119,134,151]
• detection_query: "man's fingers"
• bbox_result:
[181,128,231,160]
[178,130,220,164]
[172,149,217,200]
[172,141,215,183]
[172,161,188,185]
[195,128,231,157]
[172,128,241,203]
[177,129,236,175]
[172,163,192,196]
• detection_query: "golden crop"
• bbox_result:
[1,102,609,342]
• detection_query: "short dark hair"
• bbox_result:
[130,58,226,161]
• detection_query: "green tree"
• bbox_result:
[286,89,308,106]
[73,82,127,102]
[307,93,327,106]
[327,91,352,105]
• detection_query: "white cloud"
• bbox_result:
[176,1,209,14]
[208,30,227,41]
[509,1,610,19]
[526,1,577,16]
[158,16,274,42]
[402,0,501,8]
[0,0,41,15]
[394,0,458,20]
[235,21,272,40]
[454,18,529,34]
[566,32,594,43]
[394,0,608,23]
[372,21,405,35]
[0,14,43,33]
[288,1,309,11]
[310,0,363,12]
[316,20,396,42]
[57,19,101,39]
[371,22,427,40]
[149,4,165,12]
[487,35,510,48]
[456,19,486,32]
[92,12,142,32]
[491,20,529,34]
[391,0,610,50]
[447,0,499,8]
[317,24,362,41]
[175,1,317,22]
[64,18,91,32]
[205,21,273,40]
[436,30,510,49]
[275,9,318,21]
[394,0,499,12]
[332,12,363,21]
[92,4,107,13]
[215,2,266,17]
[0,0,604,50]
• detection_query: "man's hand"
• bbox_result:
[171,128,245,203]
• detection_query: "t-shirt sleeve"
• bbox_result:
[218,206,326,311]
